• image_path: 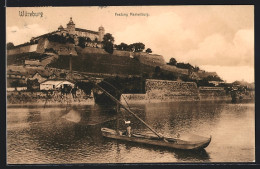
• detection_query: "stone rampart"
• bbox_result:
[161,65,189,75]
[7,44,38,55]
[80,46,107,54]
[198,86,228,99]
[7,89,94,105]
[133,52,166,66]
[146,79,199,101]
[113,50,131,57]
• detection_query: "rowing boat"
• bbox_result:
[101,127,211,150]
[93,82,212,150]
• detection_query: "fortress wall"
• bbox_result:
[36,38,47,53]
[113,50,131,57]
[7,44,38,55]
[198,87,227,99]
[121,94,146,100]
[161,65,189,75]
[7,48,20,55]
[146,79,199,100]
[133,52,166,67]
[80,47,107,54]
[36,38,77,55]
[47,41,76,55]
[7,90,94,105]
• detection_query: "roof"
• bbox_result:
[99,25,104,30]
[58,25,64,29]
[40,80,74,85]
[31,30,59,40]
[197,71,218,78]
[75,28,99,35]
[29,69,54,77]
[67,17,75,25]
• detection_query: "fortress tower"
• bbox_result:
[67,17,75,35]
[98,26,105,42]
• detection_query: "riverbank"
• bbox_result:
[6,90,240,106]
[7,90,95,106]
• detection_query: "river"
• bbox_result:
[7,100,255,164]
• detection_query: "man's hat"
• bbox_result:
[124,121,131,124]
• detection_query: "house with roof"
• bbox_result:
[189,72,201,80]
[40,80,75,91]
[29,72,48,83]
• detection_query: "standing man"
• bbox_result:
[125,121,131,137]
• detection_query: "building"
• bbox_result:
[31,17,105,44]
[40,80,74,91]
[29,72,48,83]
[208,81,225,86]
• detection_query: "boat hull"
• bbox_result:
[101,128,211,150]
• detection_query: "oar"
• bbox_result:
[93,83,166,140]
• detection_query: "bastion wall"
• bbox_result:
[7,44,38,55]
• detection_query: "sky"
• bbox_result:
[6,6,254,83]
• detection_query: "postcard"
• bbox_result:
[6,6,255,164]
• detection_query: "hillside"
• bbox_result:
[47,51,156,76]
[7,40,220,82]
[7,52,49,65]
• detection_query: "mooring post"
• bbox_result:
[116,103,120,134]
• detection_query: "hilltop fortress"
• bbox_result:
[7,17,220,81]
[31,17,105,45]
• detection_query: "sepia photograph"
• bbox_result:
[6,5,254,164]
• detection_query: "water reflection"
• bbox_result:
[7,100,255,163]
[109,138,210,162]
[26,105,116,151]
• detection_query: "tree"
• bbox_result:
[10,80,20,91]
[194,66,200,72]
[86,37,92,42]
[78,37,86,48]
[129,42,145,52]
[103,42,114,54]
[176,62,194,70]
[67,36,75,44]
[60,73,67,79]
[116,42,129,51]
[103,33,115,43]
[7,42,15,50]
[168,58,177,66]
[102,33,115,54]
[145,48,152,53]
[27,79,40,91]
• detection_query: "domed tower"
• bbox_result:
[67,17,75,35]
[58,25,64,31]
[98,25,105,42]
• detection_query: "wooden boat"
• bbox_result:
[101,128,211,150]
[93,82,212,150]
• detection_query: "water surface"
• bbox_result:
[7,100,255,163]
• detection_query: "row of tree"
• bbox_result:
[115,42,152,53]
[167,57,200,71]
[46,34,75,44]
[101,33,152,54]
[78,36,99,48]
